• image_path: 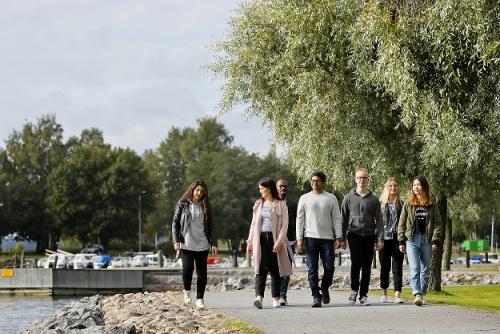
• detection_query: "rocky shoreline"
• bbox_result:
[19,270,499,334]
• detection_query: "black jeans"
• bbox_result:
[348,233,375,298]
[255,232,281,298]
[181,249,209,299]
[280,243,295,298]
[379,238,404,292]
[304,237,335,298]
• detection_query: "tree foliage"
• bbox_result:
[213,0,499,289]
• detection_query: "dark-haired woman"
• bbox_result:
[172,180,218,309]
[398,176,442,306]
[247,178,293,309]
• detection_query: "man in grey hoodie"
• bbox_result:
[341,168,384,306]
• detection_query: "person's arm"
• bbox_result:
[431,204,443,252]
[375,198,384,249]
[331,196,344,248]
[274,201,289,252]
[340,195,349,240]
[172,202,183,250]
[296,196,306,252]
[398,202,409,253]
[247,201,259,256]
[207,203,218,255]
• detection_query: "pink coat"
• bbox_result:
[246,199,293,277]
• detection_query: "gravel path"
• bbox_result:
[204,289,500,334]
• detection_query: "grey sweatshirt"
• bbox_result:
[341,188,384,242]
[296,191,343,240]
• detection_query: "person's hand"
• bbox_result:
[247,244,253,256]
[297,240,304,253]
[174,242,181,251]
[432,244,439,252]
[377,242,384,250]
[399,245,405,253]
[211,245,218,255]
[335,239,343,249]
[273,242,282,253]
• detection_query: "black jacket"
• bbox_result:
[285,198,297,242]
[171,200,217,247]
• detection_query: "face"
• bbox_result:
[277,180,288,199]
[355,170,369,188]
[311,176,324,192]
[412,179,423,197]
[259,185,271,198]
[192,185,205,202]
[388,181,399,196]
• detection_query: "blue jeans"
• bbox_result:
[304,237,335,298]
[406,232,432,296]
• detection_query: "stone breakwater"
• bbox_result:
[19,293,253,334]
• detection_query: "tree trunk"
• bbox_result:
[428,195,447,292]
[443,217,452,270]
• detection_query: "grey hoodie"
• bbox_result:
[341,188,384,242]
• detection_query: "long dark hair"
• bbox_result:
[409,175,432,207]
[258,177,280,200]
[177,180,210,217]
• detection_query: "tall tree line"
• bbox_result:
[0,115,299,253]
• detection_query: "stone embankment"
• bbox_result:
[19,270,499,334]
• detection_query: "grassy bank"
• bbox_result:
[372,285,500,312]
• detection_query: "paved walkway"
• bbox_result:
[205,289,500,334]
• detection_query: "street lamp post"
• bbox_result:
[138,190,147,253]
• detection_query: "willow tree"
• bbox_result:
[213,0,499,290]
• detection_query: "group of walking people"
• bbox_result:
[171,169,442,310]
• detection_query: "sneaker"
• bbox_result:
[253,296,263,309]
[279,296,287,306]
[380,295,388,303]
[414,294,423,306]
[312,297,322,308]
[359,296,370,306]
[272,299,281,308]
[348,291,358,305]
[394,297,404,304]
[183,290,192,305]
[195,299,205,309]
[321,290,330,304]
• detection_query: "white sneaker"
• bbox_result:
[359,296,370,306]
[380,295,388,303]
[414,294,423,306]
[348,291,358,305]
[195,299,205,309]
[253,296,263,309]
[183,290,192,304]
[272,299,281,308]
[394,297,404,304]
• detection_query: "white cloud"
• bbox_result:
[0,0,274,155]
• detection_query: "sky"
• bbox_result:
[0,1,274,155]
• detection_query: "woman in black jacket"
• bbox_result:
[378,177,404,304]
[172,180,218,309]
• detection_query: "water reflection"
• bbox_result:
[0,295,78,333]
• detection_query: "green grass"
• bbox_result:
[223,318,263,334]
[373,285,500,312]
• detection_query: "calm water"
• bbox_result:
[0,296,78,333]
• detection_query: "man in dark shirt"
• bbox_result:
[277,179,297,306]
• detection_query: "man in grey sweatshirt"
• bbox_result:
[296,171,343,308]
[341,168,384,306]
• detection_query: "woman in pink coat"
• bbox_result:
[247,177,293,309]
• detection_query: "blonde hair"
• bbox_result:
[355,167,368,174]
[380,177,400,210]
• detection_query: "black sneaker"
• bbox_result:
[312,297,322,308]
[321,290,330,304]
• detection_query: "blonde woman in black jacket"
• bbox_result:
[398,176,442,306]
[172,180,218,309]
[378,177,404,304]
